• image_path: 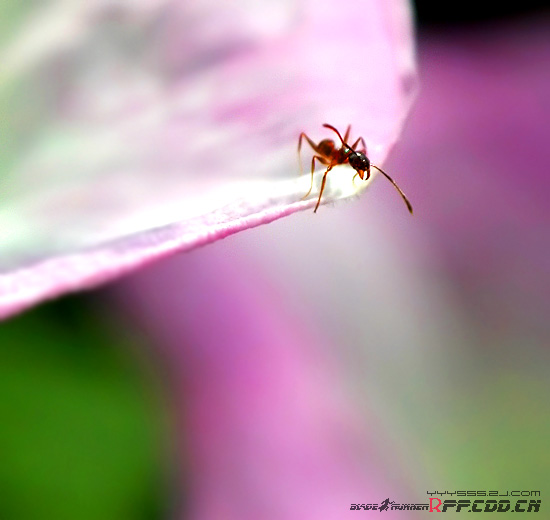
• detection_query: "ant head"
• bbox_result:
[348,149,370,175]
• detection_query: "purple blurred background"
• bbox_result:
[1,2,548,519]
[113,12,550,519]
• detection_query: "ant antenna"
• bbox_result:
[371,165,413,214]
[323,124,348,147]
[322,123,413,214]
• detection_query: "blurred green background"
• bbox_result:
[0,295,169,520]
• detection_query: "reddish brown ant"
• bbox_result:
[298,124,413,214]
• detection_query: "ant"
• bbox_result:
[298,124,413,214]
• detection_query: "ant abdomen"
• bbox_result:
[316,139,336,157]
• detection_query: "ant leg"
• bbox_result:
[351,137,367,154]
[301,155,326,200]
[343,125,351,143]
[298,132,322,176]
[314,165,332,213]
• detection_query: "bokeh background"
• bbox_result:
[1,1,549,518]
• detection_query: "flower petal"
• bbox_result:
[0,0,416,319]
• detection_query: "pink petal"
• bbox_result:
[0,0,416,319]
[111,19,549,519]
